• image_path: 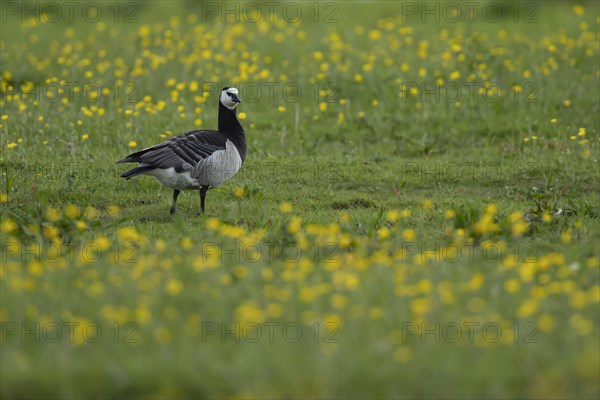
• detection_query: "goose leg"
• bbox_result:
[199,186,208,213]
[170,190,180,214]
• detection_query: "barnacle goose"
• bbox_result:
[116,87,246,214]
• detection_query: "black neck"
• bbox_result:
[218,101,246,162]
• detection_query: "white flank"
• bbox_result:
[146,167,198,190]
[193,140,242,188]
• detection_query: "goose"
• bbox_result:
[115,87,246,214]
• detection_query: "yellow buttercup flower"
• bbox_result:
[233,187,245,198]
[279,202,293,213]
[386,210,399,223]
[377,227,390,240]
[402,229,416,241]
[166,279,183,295]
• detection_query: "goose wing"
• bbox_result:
[116,130,228,172]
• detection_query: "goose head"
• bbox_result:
[220,87,241,110]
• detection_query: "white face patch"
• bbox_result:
[220,88,240,110]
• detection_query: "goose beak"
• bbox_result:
[231,94,241,103]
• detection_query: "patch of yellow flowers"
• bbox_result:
[1,203,598,355]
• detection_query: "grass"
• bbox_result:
[1,1,599,398]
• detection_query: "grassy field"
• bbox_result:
[1,0,599,398]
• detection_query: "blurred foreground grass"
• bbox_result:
[1,1,599,398]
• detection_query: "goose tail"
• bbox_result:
[120,166,154,180]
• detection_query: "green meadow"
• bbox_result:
[1,1,599,398]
